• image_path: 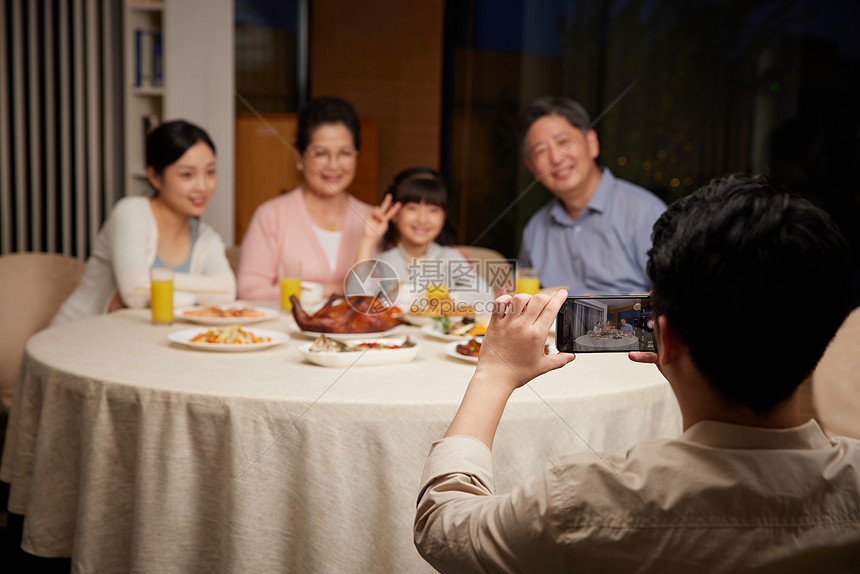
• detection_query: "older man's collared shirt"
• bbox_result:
[415,420,860,573]
[518,168,666,294]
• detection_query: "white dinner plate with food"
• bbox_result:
[168,326,288,352]
[420,323,486,342]
[443,340,481,364]
[421,324,465,341]
[298,325,404,341]
[175,305,280,325]
[401,312,480,327]
[420,315,489,340]
[298,337,420,367]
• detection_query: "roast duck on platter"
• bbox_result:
[290,294,403,334]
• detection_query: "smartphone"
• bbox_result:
[556,295,655,353]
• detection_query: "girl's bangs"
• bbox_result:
[396,177,447,209]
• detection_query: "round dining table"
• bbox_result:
[575,332,640,351]
[1,307,682,573]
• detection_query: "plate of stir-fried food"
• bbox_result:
[175,305,280,325]
[168,325,288,351]
[401,295,477,326]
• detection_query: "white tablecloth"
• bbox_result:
[575,333,639,351]
[1,308,682,573]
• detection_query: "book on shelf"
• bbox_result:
[152,31,163,87]
[133,28,163,89]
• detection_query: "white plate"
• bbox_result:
[403,313,490,327]
[420,323,487,342]
[298,338,420,367]
[175,305,280,325]
[168,327,288,352]
[443,340,480,363]
[298,325,404,341]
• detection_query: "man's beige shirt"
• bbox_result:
[415,420,860,573]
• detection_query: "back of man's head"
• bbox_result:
[648,173,851,412]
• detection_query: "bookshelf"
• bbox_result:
[122,0,235,243]
[124,0,164,197]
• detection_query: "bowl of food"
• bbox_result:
[298,334,420,367]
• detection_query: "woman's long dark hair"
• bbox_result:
[382,167,457,246]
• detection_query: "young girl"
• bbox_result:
[52,120,236,325]
[361,167,495,314]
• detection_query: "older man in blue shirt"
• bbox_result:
[619,318,634,334]
[517,97,666,294]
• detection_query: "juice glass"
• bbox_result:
[516,267,540,295]
[279,261,302,311]
[150,267,174,325]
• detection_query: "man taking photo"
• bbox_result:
[415,174,860,572]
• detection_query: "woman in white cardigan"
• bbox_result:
[52,120,236,326]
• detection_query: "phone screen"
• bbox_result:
[556,296,655,353]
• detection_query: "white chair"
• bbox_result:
[0,252,86,414]
[452,245,513,291]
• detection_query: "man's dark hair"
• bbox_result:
[296,96,361,153]
[648,173,851,412]
[517,96,591,157]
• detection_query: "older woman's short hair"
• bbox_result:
[296,96,361,153]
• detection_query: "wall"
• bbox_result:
[309,0,445,202]
[164,0,235,245]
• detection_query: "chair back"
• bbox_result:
[225,245,241,276]
[0,252,85,412]
[452,245,513,291]
[812,307,860,439]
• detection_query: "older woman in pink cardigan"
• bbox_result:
[237,97,397,299]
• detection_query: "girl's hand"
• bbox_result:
[476,289,575,392]
[363,193,401,240]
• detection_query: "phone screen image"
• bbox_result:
[556,296,655,353]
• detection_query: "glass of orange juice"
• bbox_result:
[150,267,174,325]
[279,261,302,311]
[516,267,540,295]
